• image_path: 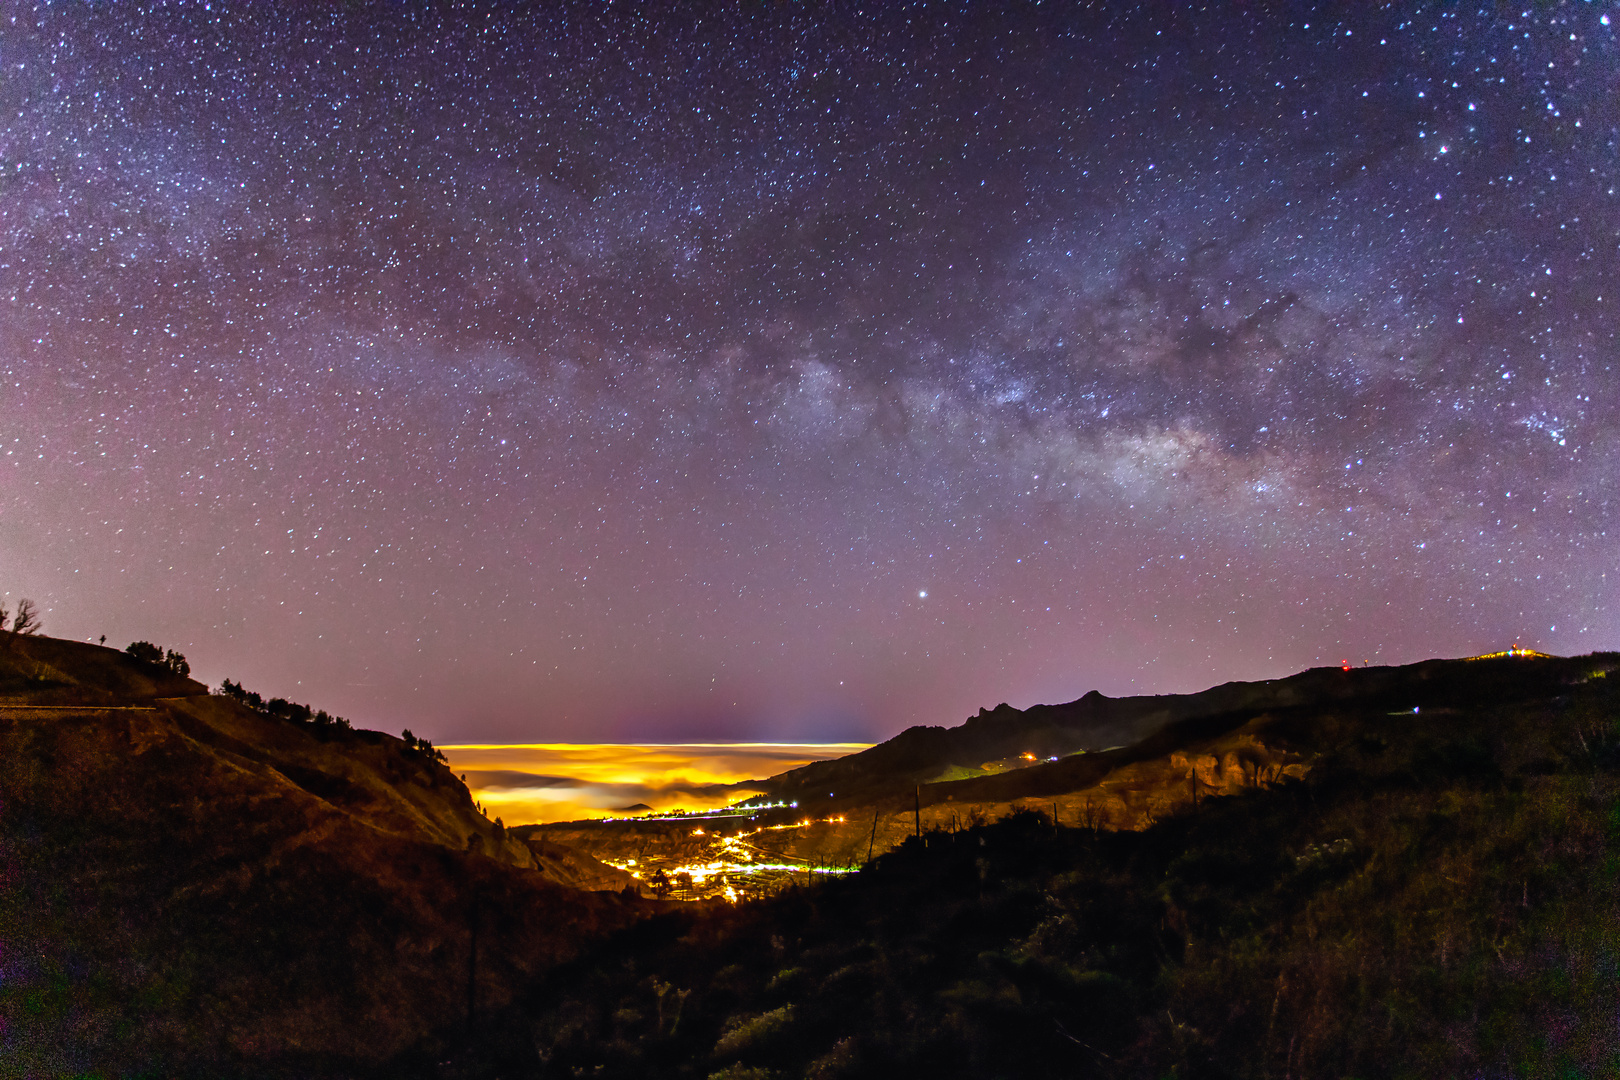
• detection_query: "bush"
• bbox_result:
[8,598,42,635]
[217,679,353,732]
[713,1005,795,1060]
[401,729,448,764]
[125,641,163,665]
[125,642,188,675]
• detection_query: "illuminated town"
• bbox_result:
[602,813,857,902]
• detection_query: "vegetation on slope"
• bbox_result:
[0,634,645,1075]
[6,630,1618,1078]
[431,653,1620,1079]
[761,654,1577,813]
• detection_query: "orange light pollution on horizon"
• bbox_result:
[440,743,869,825]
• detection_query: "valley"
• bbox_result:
[6,632,1619,1077]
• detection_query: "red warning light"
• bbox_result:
[1341,659,1352,672]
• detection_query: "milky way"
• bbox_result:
[2,3,1615,742]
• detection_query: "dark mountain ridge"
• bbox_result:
[904,650,1603,809]
[8,631,1620,1079]
[543,651,1615,888]
[761,651,1588,810]
[482,649,1620,1080]
[0,633,643,1075]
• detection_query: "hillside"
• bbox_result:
[0,634,643,1075]
[449,650,1620,1079]
[761,654,1572,807]
[534,653,1615,882]
[9,635,1620,1077]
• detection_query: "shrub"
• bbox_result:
[712,1005,795,1060]
[217,679,353,732]
[9,598,41,635]
[125,641,163,665]
[401,729,448,764]
[125,642,190,676]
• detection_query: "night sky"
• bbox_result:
[3,2,1615,744]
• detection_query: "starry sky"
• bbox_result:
[2,2,1615,744]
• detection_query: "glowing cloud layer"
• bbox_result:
[441,743,868,825]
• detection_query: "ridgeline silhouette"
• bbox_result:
[3,628,1617,1078]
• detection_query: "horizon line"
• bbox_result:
[438,741,876,750]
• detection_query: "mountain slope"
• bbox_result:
[0,634,644,1074]
[551,654,1614,881]
[463,651,1620,1080]
[762,655,1582,808]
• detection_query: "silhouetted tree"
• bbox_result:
[11,599,41,635]
[399,729,448,763]
[217,678,353,731]
[125,641,163,665]
[650,868,673,899]
[128,642,188,675]
[262,697,312,723]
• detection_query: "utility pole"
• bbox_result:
[913,786,921,838]
[868,808,879,864]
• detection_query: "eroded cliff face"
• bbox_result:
[1051,728,1312,831]
[783,722,1313,860]
[761,659,1442,809]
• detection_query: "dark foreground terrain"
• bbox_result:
[0,634,640,1075]
[456,650,1620,1080]
[4,635,1619,1078]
